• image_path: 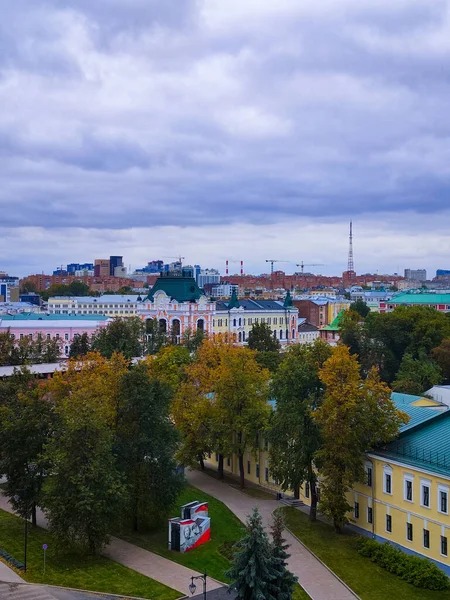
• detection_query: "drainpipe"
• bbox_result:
[369,455,376,539]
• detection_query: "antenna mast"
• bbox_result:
[347,221,354,272]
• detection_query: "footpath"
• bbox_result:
[0,494,223,596]
[187,469,358,600]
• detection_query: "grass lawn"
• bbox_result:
[282,507,450,600]
[117,484,245,583]
[0,509,180,600]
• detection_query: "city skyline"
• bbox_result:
[2,1,450,276]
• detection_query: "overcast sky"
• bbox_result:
[2,0,450,278]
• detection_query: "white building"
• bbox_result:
[197,269,220,288]
[47,295,144,318]
[211,283,239,297]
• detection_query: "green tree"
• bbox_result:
[67,281,90,296]
[432,338,450,383]
[69,332,91,358]
[115,365,184,531]
[269,512,298,600]
[392,352,442,395]
[181,327,206,353]
[145,318,168,354]
[255,350,282,373]
[268,341,331,519]
[92,317,143,359]
[349,299,370,318]
[0,331,16,366]
[0,381,54,526]
[226,508,278,600]
[118,286,133,294]
[248,322,281,352]
[315,346,408,531]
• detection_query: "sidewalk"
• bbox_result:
[187,469,358,600]
[0,494,223,596]
[0,560,25,584]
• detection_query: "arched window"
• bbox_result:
[239,318,242,326]
[280,330,283,340]
[159,319,167,332]
[242,331,246,341]
[238,332,242,342]
[273,330,277,339]
[286,329,289,339]
[292,328,295,339]
[172,319,181,344]
[197,319,205,331]
[233,318,237,327]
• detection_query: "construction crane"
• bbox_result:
[296,262,325,274]
[265,259,288,275]
[164,256,186,266]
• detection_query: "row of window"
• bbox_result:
[50,304,137,309]
[15,332,71,341]
[53,309,134,315]
[214,316,291,328]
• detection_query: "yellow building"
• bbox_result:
[205,391,450,574]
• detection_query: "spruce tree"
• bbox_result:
[269,512,298,599]
[226,508,278,600]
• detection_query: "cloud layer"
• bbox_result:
[2,0,450,275]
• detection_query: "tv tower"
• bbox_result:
[347,220,354,272]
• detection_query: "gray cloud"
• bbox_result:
[2,0,450,273]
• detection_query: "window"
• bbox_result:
[367,507,373,524]
[280,330,283,339]
[46,333,51,340]
[256,463,260,478]
[233,319,236,327]
[354,502,359,519]
[384,469,392,494]
[421,480,430,508]
[442,536,448,557]
[405,478,413,502]
[55,333,59,339]
[439,486,448,514]
[247,460,251,475]
[386,514,392,532]
[265,467,269,482]
[28,333,33,339]
[423,529,430,549]
[366,466,373,487]
[215,453,219,462]
[64,333,69,341]
[19,334,23,340]
[227,457,231,467]
[407,523,413,542]
[305,483,310,499]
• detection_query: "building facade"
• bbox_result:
[47,295,144,318]
[387,292,450,312]
[405,269,427,281]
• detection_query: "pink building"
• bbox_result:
[0,314,110,357]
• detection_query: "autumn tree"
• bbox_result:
[315,346,408,531]
[181,327,206,354]
[432,339,450,383]
[115,364,184,531]
[268,341,331,519]
[144,345,191,393]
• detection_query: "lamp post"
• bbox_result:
[188,571,207,599]
[14,489,28,572]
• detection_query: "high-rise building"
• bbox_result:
[0,273,19,302]
[109,256,123,277]
[94,259,110,278]
[197,269,220,288]
[404,268,427,281]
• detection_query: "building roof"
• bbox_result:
[320,310,345,331]
[0,314,109,321]
[298,321,319,332]
[389,291,450,305]
[215,298,296,312]
[146,275,204,303]
[48,295,141,303]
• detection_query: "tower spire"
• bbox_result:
[347,220,354,272]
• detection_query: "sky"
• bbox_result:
[2,0,450,278]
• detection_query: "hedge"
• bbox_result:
[356,537,449,590]
[0,546,25,570]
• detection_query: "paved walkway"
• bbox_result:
[0,561,25,584]
[187,470,358,600]
[0,494,223,597]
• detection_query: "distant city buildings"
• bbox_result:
[0,273,19,303]
[404,268,427,281]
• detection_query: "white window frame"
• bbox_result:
[404,474,414,503]
[438,484,449,515]
[420,478,431,509]
[365,461,373,487]
[385,513,392,533]
[383,466,393,495]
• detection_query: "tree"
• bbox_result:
[92,317,143,359]
[268,512,298,599]
[181,327,206,354]
[69,332,91,358]
[115,364,184,531]
[0,331,16,366]
[0,371,53,526]
[0,332,61,366]
[349,299,370,318]
[248,322,281,352]
[392,352,442,395]
[226,508,278,600]
[213,345,271,489]
[67,281,90,296]
[145,318,168,354]
[43,353,129,553]
[315,346,408,531]
[118,286,133,294]
[432,339,450,383]
[144,345,191,394]
[268,341,331,519]
[255,351,282,373]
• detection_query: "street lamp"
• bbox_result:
[188,571,207,599]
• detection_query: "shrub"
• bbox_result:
[356,537,450,590]
[0,547,25,570]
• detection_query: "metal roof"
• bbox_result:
[0,314,109,321]
[389,292,450,304]
[48,295,141,303]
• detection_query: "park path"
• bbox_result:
[187,469,358,600]
[0,494,223,596]
[0,560,25,584]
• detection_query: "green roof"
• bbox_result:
[227,288,240,309]
[390,292,450,305]
[0,313,109,321]
[147,274,204,303]
[283,290,293,308]
[321,310,345,331]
